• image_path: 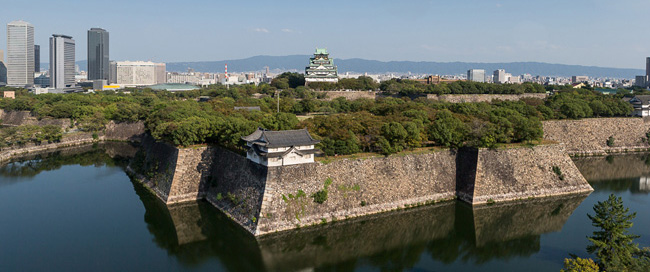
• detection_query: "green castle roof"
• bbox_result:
[315,48,328,55]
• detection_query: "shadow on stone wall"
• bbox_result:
[456,147,479,202]
[205,147,268,234]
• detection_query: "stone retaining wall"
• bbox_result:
[427,93,548,103]
[316,91,378,101]
[136,140,591,236]
[542,118,650,155]
[457,144,592,205]
[256,150,458,235]
[314,92,548,103]
[0,121,145,163]
[132,136,217,205]
[0,109,71,128]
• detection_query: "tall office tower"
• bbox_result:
[467,69,485,83]
[493,69,506,84]
[6,20,35,87]
[0,49,6,84]
[34,45,40,72]
[646,57,650,78]
[87,28,109,80]
[49,34,76,89]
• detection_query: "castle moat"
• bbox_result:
[0,143,648,271]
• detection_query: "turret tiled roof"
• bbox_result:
[242,128,320,148]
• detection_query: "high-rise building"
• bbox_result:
[646,57,650,78]
[305,48,338,84]
[467,69,485,83]
[571,76,589,83]
[87,28,109,81]
[49,34,76,89]
[155,63,166,84]
[34,44,40,72]
[6,20,35,87]
[109,61,166,86]
[493,69,506,84]
[0,49,6,84]
[635,75,648,88]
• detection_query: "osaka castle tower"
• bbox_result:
[305,48,338,84]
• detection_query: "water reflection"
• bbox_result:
[136,189,587,271]
[0,144,593,271]
[0,143,136,179]
[573,154,650,194]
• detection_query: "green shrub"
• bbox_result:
[553,166,565,180]
[607,136,615,147]
[360,200,367,206]
[312,190,328,204]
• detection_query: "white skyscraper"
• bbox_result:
[6,20,35,87]
[49,34,76,89]
[467,69,485,83]
[493,69,506,84]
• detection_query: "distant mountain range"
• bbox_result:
[48,56,644,78]
[166,55,643,78]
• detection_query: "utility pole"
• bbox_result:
[276,90,281,113]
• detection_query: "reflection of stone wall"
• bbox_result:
[457,144,592,205]
[427,93,548,103]
[543,118,650,155]
[137,193,586,271]
[471,194,588,246]
[167,202,208,245]
[257,202,455,271]
[573,154,650,181]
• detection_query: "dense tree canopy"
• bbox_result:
[0,83,637,156]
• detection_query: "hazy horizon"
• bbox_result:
[3,0,649,70]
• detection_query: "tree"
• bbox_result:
[427,110,468,148]
[261,112,299,130]
[381,122,408,152]
[587,194,647,271]
[561,257,600,272]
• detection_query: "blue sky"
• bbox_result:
[1,0,648,68]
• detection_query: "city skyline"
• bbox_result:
[1,0,649,69]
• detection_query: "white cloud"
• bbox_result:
[253,28,269,33]
[281,28,293,33]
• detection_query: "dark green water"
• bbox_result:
[0,145,649,271]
